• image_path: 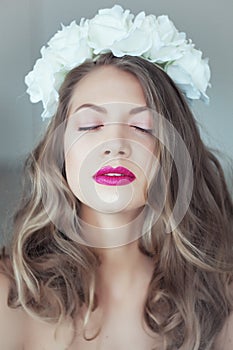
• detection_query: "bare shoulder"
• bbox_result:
[214,311,233,350]
[0,272,25,349]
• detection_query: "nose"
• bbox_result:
[102,139,131,157]
[101,124,132,158]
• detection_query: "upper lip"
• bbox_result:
[93,166,136,178]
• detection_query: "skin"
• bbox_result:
[0,66,232,349]
[63,66,157,347]
[64,66,159,250]
[64,67,157,221]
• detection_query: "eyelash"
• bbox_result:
[133,126,153,134]
[78,125,152,134]
[78,125,103,131]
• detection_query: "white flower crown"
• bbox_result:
[25,5,211,120]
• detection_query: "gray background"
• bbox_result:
[0,0,232,246]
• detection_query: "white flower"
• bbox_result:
[25,56,59,119]
[88,5,134,54]
[88,5,152,56]
[47,20,92,70]
[143,15,187,63]
[166,46,211,102]
[24,5,211,119]
[105,11,152,57]
[25,20,93,119]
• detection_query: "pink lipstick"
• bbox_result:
[93,166,136,186]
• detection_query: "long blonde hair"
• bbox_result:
[1,53,233,349]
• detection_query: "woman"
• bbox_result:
[0,6,233,350]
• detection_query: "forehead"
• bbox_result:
[69,66,147,115]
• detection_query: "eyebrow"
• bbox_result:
[129,106,150,115]
[73,103,107,114]
[73,103,150,115]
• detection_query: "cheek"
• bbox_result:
[64,137,101,199]
[65,146,80,177]
[137,139,159,179]
[65,154,79,197]
[65,135,92,170]
[64,140,87,195]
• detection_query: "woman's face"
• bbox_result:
[64,66,158,216]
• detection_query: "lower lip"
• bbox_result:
[93,175,136,186]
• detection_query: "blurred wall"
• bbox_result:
[0,0,233,245]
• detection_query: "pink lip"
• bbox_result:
[93,166,136,186]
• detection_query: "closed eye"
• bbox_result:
[131,126,153,134]
[78,125,104,131]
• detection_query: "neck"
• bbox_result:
[96,241,154,303]
[78,204,154,302]
[78,204,150,248]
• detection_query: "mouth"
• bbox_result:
[93,166,136,186]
